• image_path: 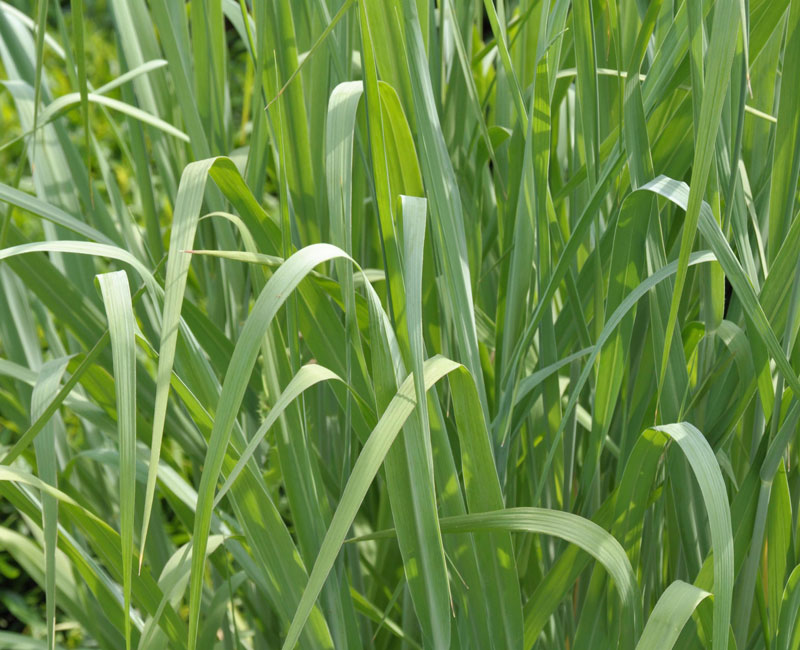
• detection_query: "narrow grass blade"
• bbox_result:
[766,0,800,262]
[776,565,800,650]
[399,0,488,421]
[70,0,89,178]
[31,357,69,650]
[658,1,740,409]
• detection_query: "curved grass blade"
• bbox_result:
[282,354,531,650]
[447,367,524,647]
[635,581,711,650]
[532,250,718,506]
[645,175,800,400]
[97,270,137,650]
[653,423,733,650]
[0,240,161,298]
[56,93,189,142]
[355,506,640,648]
[139,157,216,569]
[139,155,283,568]
[1,61,172,152]
[0,183,116,245]
[214,363,342,507]
[1,80,190,144]
[439,509,640,647]
[188,244,359,650]
[325,79,369,497]
[0,2,65,58]
[281,356,461,650]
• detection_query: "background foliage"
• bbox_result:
[1,0,800,648]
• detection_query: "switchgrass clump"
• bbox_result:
[0,1,799,649]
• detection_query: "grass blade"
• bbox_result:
[635,581,711,650]
[97,270,137,650]
[31,357,69,650]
